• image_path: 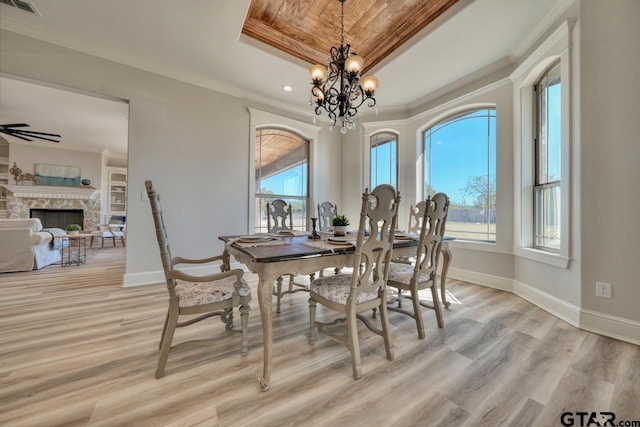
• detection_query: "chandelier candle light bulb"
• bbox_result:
[309,0,378,133]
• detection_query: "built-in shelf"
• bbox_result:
[0,184,99,200]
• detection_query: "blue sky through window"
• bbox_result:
[424,109,496,206]
[260,162,307,197]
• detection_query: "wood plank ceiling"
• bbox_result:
[242,0,460,73]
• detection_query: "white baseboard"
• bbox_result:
[513,280,581,327]
[122,261,248,287]
[579,309,640,346]
[448,267,513,292]
[448,268,639,345]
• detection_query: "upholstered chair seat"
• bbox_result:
[308,185,401,380]
[310,274,378,305]
[387,193,450,339]
[175,276,251,307]
[387,263,431,285]
[145,180,251,379]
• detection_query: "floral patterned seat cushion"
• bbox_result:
[387,262,431,285]
[310,274,378,305]
[175,275,250,307]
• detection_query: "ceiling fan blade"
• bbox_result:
[0,123,30,128]
[12,130,62,138]
[2,132,33,141]
[0,123,61,143]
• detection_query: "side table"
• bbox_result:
[58,234,89,266]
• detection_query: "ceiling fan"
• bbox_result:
[0,123,60,143]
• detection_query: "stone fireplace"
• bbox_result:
[30,208,84,229]
[2,185,100,231]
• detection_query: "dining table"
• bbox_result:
[219,232,453,391]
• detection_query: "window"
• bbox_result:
[370,132,397,189]
[254,128,309,232]
[423,108,496,242]
[534,62,561,250]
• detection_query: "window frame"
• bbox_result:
[369,131,398,190]
[254,128,310,232]
[510,21,571,268]
[248,108,320,234]
[421,107,497,243]
[534,61,562,251]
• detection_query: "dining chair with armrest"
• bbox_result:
[308,184,400,380]
[387,193,450,339]
[145,180,251,378]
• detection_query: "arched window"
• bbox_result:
[254,128,309,232]
[422,108,496,242]
[370,131,398,189]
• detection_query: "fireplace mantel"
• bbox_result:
[1,184,99,200]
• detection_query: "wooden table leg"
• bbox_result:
[257,275,275,391]
[440,247,452,308]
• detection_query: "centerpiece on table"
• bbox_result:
[66,223,82,235]
[332,215,350,237]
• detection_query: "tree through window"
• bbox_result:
[423,108,497,242]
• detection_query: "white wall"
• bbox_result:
[579,0,640,323]
[10,143,102,189]
[0,30,340,285]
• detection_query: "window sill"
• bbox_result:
[449,240,512,255]
[514,247,571,269]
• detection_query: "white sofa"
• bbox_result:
[0,218,62,273]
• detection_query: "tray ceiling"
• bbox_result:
[242,0,460,73]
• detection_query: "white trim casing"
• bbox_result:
[447,268,639,345]
[511,21,572,268]
[248,108,321,233]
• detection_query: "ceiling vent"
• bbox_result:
[0,0,40,16]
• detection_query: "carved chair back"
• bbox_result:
[266,199,293,233]
[349,184,401,302]
[407,200,427,233]
[317,201,338,231]
[414,193,450,280]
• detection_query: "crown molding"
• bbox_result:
[0,19,314,120]
[511,0,575,60]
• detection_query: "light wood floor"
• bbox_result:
[0,246,638,426]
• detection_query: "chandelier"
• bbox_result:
[309,0,379,134]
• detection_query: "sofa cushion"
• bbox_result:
[0,218,43,232]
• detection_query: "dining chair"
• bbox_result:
[308,184,401,380]
[392,200,428,265]
[407,200,427,233]
[387,193,450,339]
[266,199,308,313]
[317,201,338,231]
[266,199,293,233]
[317,201,341,277]
[145,180,251,378]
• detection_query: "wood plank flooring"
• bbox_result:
[0,246,638,426]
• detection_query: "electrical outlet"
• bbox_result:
[596,282,612,299]
[140,191,149,201]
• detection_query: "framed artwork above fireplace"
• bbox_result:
[34,163,81,187]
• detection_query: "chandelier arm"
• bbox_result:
[308,0,377,130]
